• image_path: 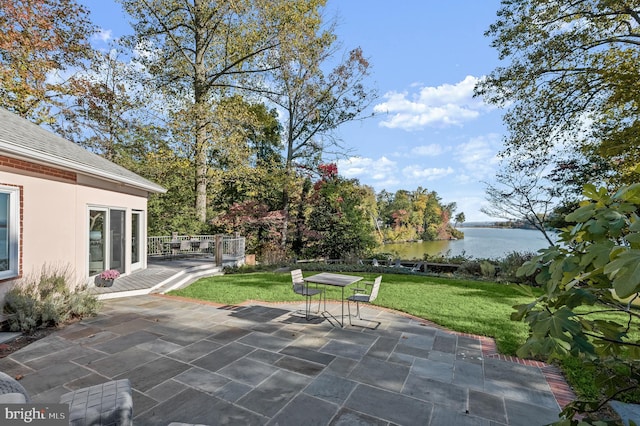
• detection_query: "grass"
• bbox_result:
[170,270,540,355]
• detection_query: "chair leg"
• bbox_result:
[305,295,312,320]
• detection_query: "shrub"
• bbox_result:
[3,264,101,334]
[480,261,496,278]
[457,260,482,276]
[496,251,537,285]
[514,183,640,421]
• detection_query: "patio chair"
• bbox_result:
[411,261,425,272]
[347,275,382,329]
[291,269,325,320]
[179,240,192,257]
[198,240,210,256]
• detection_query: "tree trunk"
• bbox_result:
[194,0,208,223]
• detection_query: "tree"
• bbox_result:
[264,11,376,247]
[454,212,465,228]
[515,183,640,422]
[119,0,323,222]
[476,1,640,196]
[0,0,95,123]
[305,164,376,259]
[56,48,145,161]
[482,162,558,245]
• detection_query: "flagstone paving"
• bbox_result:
[0,295,572,425]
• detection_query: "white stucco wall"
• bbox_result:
[0,167,149,299]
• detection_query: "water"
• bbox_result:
[380,227,551,260]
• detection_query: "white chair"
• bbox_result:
[347,275,382,328]
[179,240,191,257]
[291,269,324,320]
[198,240,210,256]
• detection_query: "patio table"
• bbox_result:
[164,241,181,260]
[304,272,363,327]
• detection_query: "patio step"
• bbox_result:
[152,264,224,294]
[95,263,224,300]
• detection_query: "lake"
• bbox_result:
[380,227,551,260]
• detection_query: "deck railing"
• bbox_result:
[147,234,245,264]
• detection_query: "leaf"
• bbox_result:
[615,183,640,203]
[604,250,640,298]
[566,204,596,223]
[625,232,640,246]
[582,184,600,200]
[579,242,613,269]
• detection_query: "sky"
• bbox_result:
[80,0,507,222]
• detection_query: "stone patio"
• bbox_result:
[0,295,572,425]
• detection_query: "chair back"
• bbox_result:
[291,269,304,292]
[199,240,209,250]
[179,240,191,250]
[368,276,382,302]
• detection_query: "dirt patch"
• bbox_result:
[0,328,59,359]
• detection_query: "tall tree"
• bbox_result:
[0,0,95,123]
[476,1,640,194]
[119,0,323,222]
[264,10,376,247]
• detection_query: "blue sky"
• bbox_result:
[81,0,506,222]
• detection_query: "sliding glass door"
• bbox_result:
[89,208,127,276]
[89,209,106,276]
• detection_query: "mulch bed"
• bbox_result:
[0,328,58,359]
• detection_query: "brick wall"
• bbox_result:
[0,155,76,181]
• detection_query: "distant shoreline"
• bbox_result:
[458,222,537,230]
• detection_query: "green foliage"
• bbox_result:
[377,187,459,242]
[480,261,496,278]
[3,265,100,334]
[0,0,96,123]
[478,1,640,203]
[497,251,538,285]
[514,183,640,420]
[304,173,377,259]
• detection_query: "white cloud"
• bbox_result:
[93,28,113,43]
[402,165,454,181]
[409,144,447,157]
[373,75,493,130]
[337,156,399,189]
[455,133,502,180]
[450,194,494,222]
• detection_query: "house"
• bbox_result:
[0,107,166,301]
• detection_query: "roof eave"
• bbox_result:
[0,143,167,194]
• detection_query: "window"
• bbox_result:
[0,186,20,280]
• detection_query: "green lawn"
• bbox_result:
[170,271,539,355]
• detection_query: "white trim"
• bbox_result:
[131,211,143,271]
[0,186,20,280]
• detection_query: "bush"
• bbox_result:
[457,260,482,276]
[480,261,496,278]
[496,251,537,285]
[514,183,640,420]
[3,264,101,334]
